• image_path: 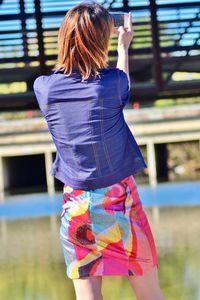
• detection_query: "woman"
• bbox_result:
[33,2,164,300]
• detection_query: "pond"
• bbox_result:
[0,181,200,300]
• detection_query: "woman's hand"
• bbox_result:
[117,12,133,51]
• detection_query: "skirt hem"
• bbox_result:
[66,264,159,280]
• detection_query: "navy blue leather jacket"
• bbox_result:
[33,68,147,190]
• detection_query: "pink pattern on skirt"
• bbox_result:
[59,175,158,279]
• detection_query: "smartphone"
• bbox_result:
[109,12,128,28]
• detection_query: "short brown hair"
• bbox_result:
[53,2,113,80]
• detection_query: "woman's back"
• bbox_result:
[33,67,146,190]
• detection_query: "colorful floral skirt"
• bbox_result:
[59,175,158,279]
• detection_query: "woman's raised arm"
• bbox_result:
[116,12,133,89]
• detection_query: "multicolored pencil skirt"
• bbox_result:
[59,175,158,279]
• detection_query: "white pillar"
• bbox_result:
[147,142,157,187]
[0,156,5,202]
[146,143,160,224]
[44,152,55,196]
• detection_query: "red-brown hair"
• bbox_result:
[53,2,113,80]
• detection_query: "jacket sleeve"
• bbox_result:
[118,69,131,107]
[33,75,49,116]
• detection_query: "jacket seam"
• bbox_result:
[56,102,81,179]
[88,102,102,176]
[100,97,113,170]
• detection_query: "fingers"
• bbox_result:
[128,12,132,32]
[113,26,125,36]
[118,26,126,34]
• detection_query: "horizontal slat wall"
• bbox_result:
[0,0,200,107]
[1,1,199,65]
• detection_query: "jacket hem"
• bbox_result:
[50,160,147,190]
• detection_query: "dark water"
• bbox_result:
[0,181,200,300]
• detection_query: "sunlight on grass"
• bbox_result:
[154,97,200,107]
[0,82,27,94]
[29,61,39,67]
[172,72,200,81]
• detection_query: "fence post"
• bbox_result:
[44,151,55,196]
[147,142,160,224]
[147,142,157,187]
[149,0,163,91]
